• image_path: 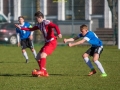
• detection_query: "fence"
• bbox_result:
[0,0,118,45]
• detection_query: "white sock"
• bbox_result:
[84,57,94,70]
[23,51,28,60]
[32,50,37,58]
[94,60,105,74]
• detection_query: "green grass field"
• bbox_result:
[0,45,120,90]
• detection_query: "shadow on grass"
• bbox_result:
[0,73,85,77]
[49,74,64,76]
[0,61,36,63]
[0,62,4,63]
[0,62,23,63]
[0,73,65,78]
[0,73,32,77]
[49,73,83,77]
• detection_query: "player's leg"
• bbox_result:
[31,48,37,58]
[36,51,49,77]
[36,51,47,70]
[83,47,96,76]
[39,40,57,70]
[93,47,107,77]
[22,49,29,63]
[36,40,57,77]
[28,39,37,59]
[21,39,29,63]
[83,53,96,76]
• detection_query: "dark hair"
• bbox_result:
[80,24,88,31]
[34,11,44,18]
[18,16,25,20]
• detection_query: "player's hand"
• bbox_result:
[17,42,20,47]
[68,43,72,47]
[63,38,67,43]
[15,24,21,29]
[29,35,33,40]
[58,34,62,38]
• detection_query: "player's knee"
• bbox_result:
[22,49,26,53]
[93,59,97,62]
[40,52,47,58]
[31,48,35,52]
[82,53,87,58]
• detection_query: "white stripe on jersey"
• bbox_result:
[46,38,54,42]
[37,20,52,42]
[84,37,90,41]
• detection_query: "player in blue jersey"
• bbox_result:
[16,16,37,63]
[64,24,107,77]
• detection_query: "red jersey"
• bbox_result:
[21,20,61,42]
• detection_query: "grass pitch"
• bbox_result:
[0,45,120,90]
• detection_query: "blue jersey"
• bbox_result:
[16,22,32,40]
[78,31,103,47]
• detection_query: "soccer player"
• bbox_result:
[64,24,107,77]
[15,11,62,77]
[16,16,37,63]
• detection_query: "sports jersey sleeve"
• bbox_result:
[83,37,90,41]
[16,28,19,33]
[16,28,20,42]
[48,22,61,35]
[29,25,34,35]
[83,31,102,46]
[17,33,20,42]
[21,25,39,31]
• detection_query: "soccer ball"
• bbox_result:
[32,69,39,77]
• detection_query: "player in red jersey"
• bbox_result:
[15,11,62,77]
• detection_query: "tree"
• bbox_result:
[34,0,42,43]
[107,0,118,45]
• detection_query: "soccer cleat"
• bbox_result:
[88,69,96,76]
[37,70,49,77]
[32,69,49,77]
[43,70,49,77]
[26,59,29,63]
[37,70,44,75]
[100,73,107,77]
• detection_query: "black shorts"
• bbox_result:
[21,38,34,49]
[85,46,103,57]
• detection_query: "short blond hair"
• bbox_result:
[80,24,88,31]
[18,16,25,20]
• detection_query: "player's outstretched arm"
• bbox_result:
[64,36,79,43]
[63,38,74,43]
[15,24,39,31]
[68,38,86,47]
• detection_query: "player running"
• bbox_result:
[16,16,37,63]
[64,24,107,77]
[15,11,62,77]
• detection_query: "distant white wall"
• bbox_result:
[40,0,47,19]
[85,0,92,30]
[104,0,112,28]
[58,0,65,20]
[14,0,21,21]
[0,0,3,12]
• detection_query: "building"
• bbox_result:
[0,0,112,34]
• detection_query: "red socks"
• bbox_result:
[37,58,46,71]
